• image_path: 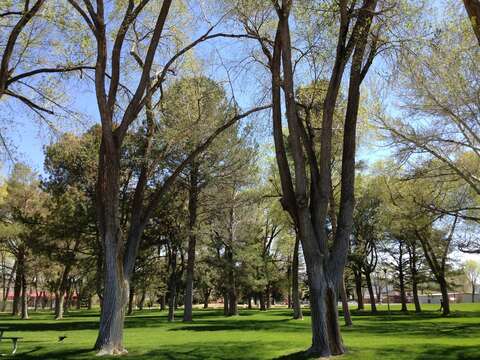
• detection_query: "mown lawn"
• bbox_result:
[0,303,479,359]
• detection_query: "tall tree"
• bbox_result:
[260,0,380,355]
[68,1,269,352]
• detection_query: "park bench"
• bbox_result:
[0,337,22,355]
[0,327,22,355]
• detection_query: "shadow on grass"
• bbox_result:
[10,346,93,360]
[169,318,303,333]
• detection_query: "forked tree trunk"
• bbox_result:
[265,0,377,356]
[183,164,198,322]
[306,258,345,357]
[365,271,377,313]
[292,236,303,320]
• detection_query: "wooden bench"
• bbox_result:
[0,328,9,339]
[0,337,22,355]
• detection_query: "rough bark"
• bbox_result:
[292,236,303,320]
[259,0,378,355]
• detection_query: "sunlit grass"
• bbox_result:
[0,303,479,359]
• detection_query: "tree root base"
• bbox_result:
[96,347,128,356]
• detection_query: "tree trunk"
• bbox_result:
[354,270,364,310]
[267,1,377,356]
[259,291,266,311]
[306,260,345,357]
[183,164,198,322]
[13,250,26,316]
[409,244,421,312]
[223,294,229,316]
[1,261,15,312]
[127,286,135,315]
[55,293,65,320]
[266,286,271,310]
[398,242,408,312]
[365,271,377,313]
[168,276,177,322]
[439,277,450,316]
[21,272,28,320]
[202,288,210,309]
[287,262,292,308]
[228,288,238,316]
[55,264,72,320]
[292,236,303,320]
[340,275,352,326]
[94,223,128,354]
[159,294,165,311]
[412,277,421,312]
[472,284,475,303]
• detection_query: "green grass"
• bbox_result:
[0,303,479,359]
